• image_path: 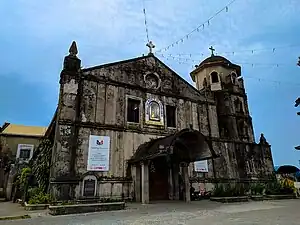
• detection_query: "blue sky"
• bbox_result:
[0,0,299,166]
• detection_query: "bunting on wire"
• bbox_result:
[157,53,294,68]
[160,55,300,87]
[156,0,238,53]
[142,0,150,42]
[168,44,300,57]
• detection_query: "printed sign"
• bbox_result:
[87,135,110,171]
[194,160,209,173]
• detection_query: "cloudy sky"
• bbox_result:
[0,0,299,166]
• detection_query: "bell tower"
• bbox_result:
[190,47,255,142]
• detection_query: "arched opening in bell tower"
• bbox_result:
[211,71,219,83]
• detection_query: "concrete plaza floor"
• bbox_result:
[1,199,299,224]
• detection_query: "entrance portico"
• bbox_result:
[129,128,216,203]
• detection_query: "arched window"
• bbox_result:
[149,101,160,121]
[210,72,219,83]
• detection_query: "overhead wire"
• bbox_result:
[165,44,300,57]
[157,53,294,67]
[158,54,300,87]
[142,0,150,43]
[156,0,238,53]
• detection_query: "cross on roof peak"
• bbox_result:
[146,41,155,54]
[209,46,215,56]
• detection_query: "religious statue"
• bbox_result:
[149,101,160,121]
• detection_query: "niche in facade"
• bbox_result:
[145,98,164,126]
[82,175,97,197]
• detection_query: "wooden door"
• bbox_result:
[149,157,169,201]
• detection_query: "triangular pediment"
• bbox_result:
[82,54,211,103]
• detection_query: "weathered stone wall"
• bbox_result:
[50,54,218,200]
[190,140,275,183]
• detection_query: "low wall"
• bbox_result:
[49,202,126,216]
[50,178,133,201]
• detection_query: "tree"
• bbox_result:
[0,139,11,171]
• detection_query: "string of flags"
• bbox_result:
[159,54,300,86]
[142,0,150,42]
[165,44,300,57]
[157,53,292,68]
[156,0,237,53]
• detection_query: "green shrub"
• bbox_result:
[212,183,246,197]
[250,183,265,195]
[265,181,282,195]
[20,167,32,191]
[212,184,225,197]
[28,191,52,205]
[27,187,43,199]
[28,187,53,205]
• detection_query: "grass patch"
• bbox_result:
[0,215,31,221]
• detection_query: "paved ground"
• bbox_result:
[0,201,47,219]
[1,199,300,224]
[0,202,28,217]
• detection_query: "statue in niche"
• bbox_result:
[149,101,160,121]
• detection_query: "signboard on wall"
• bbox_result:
[194,160,208,173]
[87,135,110,171]
[17,144,34,161]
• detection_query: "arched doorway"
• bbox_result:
[129,128,216,203]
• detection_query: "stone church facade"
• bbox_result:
[47,42,274,203]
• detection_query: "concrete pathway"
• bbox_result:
[0,199,300,224]
[0,202,47,220]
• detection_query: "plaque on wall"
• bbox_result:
[145,98,164,126]
[83,179,96,197]
[87,135,110,171]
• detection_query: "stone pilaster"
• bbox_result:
[141,161,149,204]
[173,164,180,200]
[49,41,81,201]
[181,162,190,203]
[131,164,141,202]
[168,168,173,200]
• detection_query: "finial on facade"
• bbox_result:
[259,133,269,145]
[209,46,215,56]
[69,41,78,57]
[146,41,155,55]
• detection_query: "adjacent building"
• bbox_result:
[0,122,47,198]
[0,122,47,163]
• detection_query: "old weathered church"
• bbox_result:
[46,41,274,203]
